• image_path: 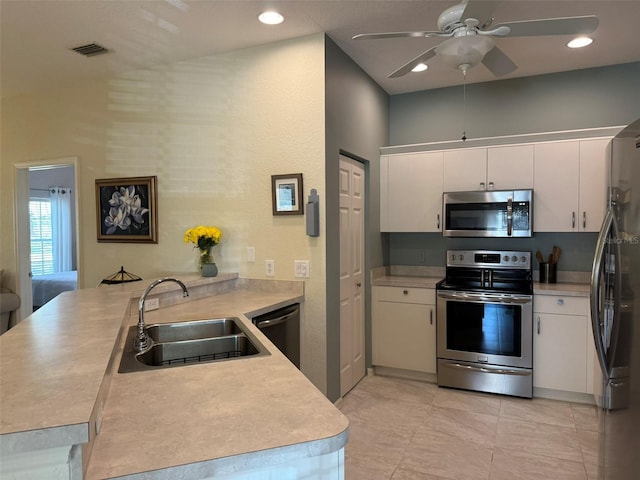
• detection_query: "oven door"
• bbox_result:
[436,290,533,369]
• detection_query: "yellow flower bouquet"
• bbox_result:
[184,226,222,275]
[184,225,222,251]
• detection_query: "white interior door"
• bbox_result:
[339,155,366,396]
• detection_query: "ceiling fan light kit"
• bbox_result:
[353,0,599,78]
[435,35,494,70]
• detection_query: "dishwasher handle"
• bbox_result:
[256,310,297,329]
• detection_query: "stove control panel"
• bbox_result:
[446,250,531,269]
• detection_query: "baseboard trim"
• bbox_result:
[533,387,596,405]
[371,366,437,384]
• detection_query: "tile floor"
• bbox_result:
[339,374,600,480]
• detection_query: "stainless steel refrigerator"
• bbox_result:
[590,118,640,479]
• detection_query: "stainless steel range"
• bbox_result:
[436,250,533,398]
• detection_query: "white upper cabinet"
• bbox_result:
[534,141,580,232]
[534,138,610,232]
[579,138,610,232]
[487,144,534,190]
[382,131,611,233]
[443,145,533,192]
[443,148,487,192]
[381,151,443,232]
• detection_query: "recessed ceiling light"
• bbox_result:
[411,63,428,73]
[567,36,593,48]
[258,11,284,25]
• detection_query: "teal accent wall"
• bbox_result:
[325,36,389,401]
[387,232,598,272]
[390,62,640,145]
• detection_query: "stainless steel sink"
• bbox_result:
[137,335,260,367]
[146,317,245,342]
[118,317,268,373]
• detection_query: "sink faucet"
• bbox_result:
[135,277,189,352]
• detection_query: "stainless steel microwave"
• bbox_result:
[443,189,533,237]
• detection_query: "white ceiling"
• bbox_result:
[2,0,640,99]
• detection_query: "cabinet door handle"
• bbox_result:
[583,211,586,229]
[436,213,440,230]
[537,316,541,335]
[557,298,564,305]
[430,309,433,325]
[403,290,409,295]
[480,182,486,190]
[488,181,494,190]
[572,211,576,228]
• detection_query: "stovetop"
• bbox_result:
[438,249,533,295]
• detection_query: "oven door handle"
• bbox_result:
[445,362,531,377]
[437,291,532,304]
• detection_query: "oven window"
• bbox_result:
[446,301,522,357]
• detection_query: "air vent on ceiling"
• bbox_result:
[71,43,109,57]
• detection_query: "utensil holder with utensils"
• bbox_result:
[539,262,557,283]
[536,246,561,283]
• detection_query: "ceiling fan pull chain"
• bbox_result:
[461,68,467,141]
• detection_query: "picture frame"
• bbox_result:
[95,176,158,243]
[271,173,303,215]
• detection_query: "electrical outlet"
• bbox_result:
[145,297,159,311]
[247,247,256,263]
[265,259,275,276]
[294,260,310,278]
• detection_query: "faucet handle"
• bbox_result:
[134,327,151,352]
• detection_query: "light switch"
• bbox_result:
[247,247,256,263]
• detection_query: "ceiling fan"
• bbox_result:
[352,0,599,78]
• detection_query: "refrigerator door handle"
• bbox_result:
[591,209,612,376]
[590,209,621,378]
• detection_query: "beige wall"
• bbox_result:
[1,34,329,392]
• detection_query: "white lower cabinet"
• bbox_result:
[533,294,594,395]
[372,286,436,374]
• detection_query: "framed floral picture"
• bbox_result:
[271,173,303,215]
[95,176,158,243]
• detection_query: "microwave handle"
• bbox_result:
[506,196,513,236]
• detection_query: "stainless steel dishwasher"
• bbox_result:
[252,303,300,369]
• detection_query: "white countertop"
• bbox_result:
[0,274,349,479]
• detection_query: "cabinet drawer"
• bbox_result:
[374,286,435,304]
[534,295,588,316]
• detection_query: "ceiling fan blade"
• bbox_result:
[494,15,598,37]
[482,45,517,76]
[388,47,437,78]
[461,1,502,28]
[352,31,444,40]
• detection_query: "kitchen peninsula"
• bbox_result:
[0,274,349,479]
